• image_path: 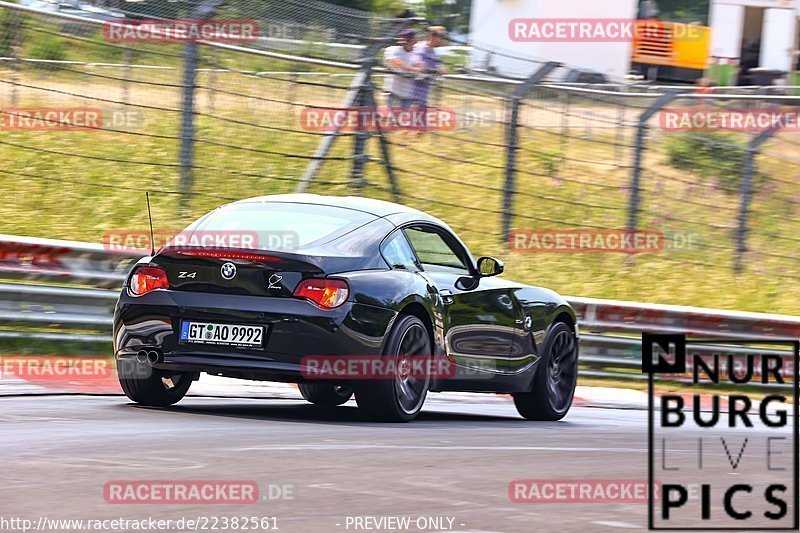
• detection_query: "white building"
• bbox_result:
[468,0,639,81]
[710,0,800,72]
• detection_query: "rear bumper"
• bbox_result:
[113,288,397,381]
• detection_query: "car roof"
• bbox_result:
[233,193,438,221]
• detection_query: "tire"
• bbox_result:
[513,321,578,421]
[117,358,194,407]
[298,383,353,406]
[355,314,431,422]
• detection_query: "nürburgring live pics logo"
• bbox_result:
[644,333,799,530]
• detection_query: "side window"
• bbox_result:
[381,231,420,270]
[404,227,469,273]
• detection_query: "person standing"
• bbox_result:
[410,26,448,110]
[383,29,418,109]
[638,0,660,19]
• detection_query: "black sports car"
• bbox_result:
[114,194,579,422]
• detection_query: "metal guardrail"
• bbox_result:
[0,234,140,288]
[571,297,800,340]
[1,235,798,386]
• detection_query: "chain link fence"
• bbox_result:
[1,0,799,311]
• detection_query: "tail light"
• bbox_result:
[293,278,349,309]
[170,248,280,262]
[129,266,169,296]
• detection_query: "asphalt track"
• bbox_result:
[0,393,794,533]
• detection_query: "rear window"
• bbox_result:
[187,202,376,251]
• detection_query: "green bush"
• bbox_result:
[664,132,766,191]
[532,148,562,177]
[0,8,18,58]
[28,32,67,69]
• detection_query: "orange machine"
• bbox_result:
[631,20,711,81]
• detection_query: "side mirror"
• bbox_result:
[477,256,504,277]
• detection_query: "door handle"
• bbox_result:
[439,289,454,305]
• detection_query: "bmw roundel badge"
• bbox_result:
[221,262,237,280]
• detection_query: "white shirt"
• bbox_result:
[383,45,415,99]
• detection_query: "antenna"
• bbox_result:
[146,192,156,256]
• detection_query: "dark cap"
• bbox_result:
[397,29,416,43]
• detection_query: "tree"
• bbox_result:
[420,0,471,34]
[648,0,710,25]
[323,0,407,16]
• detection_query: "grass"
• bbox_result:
[0,22,799,317]
[0,335,110,356]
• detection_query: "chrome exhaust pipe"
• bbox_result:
[146,350,161,365]
[136,350,148,364]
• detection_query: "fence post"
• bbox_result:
[615,101,625,163]
[364,77,401,201]
[207,49,217,114]
[350,59,374,193]
[178,41,198,213]
[177,0,224,212]
[8,10,22,107]
[288,71,299,110]
[734,127,781,273]
[121,44,131,105]
[626,92,678,232]
[296,69,367,193]
[501,62,560,245]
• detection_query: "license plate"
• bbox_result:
[180,321,264,347]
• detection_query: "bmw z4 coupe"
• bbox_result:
[113,194,579,422]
